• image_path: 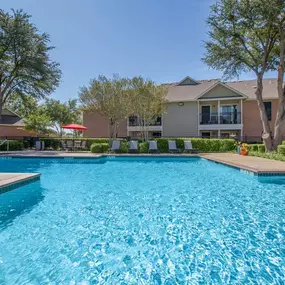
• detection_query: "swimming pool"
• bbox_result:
[0,157,284,284]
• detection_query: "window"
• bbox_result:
[152,132,161,138]
[264,102,272,121]
[201,132,211,139]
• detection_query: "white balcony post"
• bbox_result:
[218,100,220,124]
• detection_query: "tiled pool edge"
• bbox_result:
[0,174,40,194]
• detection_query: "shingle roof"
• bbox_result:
[165,78,278,102]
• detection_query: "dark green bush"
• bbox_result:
[101,143,109,153]
[0,140,24,151]
[277,145,285,155]
[120,142,128,153]
[90,143,109,153]
[139,142,148,153]
[90,143,102,153]
[258,144,265,153]
[248,144,259,152]
[40,138,111,150]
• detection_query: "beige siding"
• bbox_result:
[162,102,198,137]
[200,84,243,99]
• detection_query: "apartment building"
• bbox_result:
[83,76,278,140]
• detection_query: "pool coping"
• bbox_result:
[0,173,40,194]
[1,152,285,176]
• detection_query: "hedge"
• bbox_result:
[91,143,109,153]
[258,144,265,153]
[87,138,236,153]
[40,138,110,150]
[0,140,24,151]
[248,144,260,152]
[277,145,285,155]
[153,138,235,152]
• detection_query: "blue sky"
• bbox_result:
[2,0,276,102]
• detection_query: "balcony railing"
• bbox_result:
[128,116,162,127]
[200,112,241,125]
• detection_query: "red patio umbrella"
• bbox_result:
[61,123,87,131]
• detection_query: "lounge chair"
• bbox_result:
[81,140,87,150]
[74,140,81,151]
[168,140,180,153]
[61,140,67,151]
[148,141,159,153]
[66,140,74,151]
[128,140,138,153]
[110,140,121,152]
[184,140,198,153]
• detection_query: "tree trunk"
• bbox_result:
[108,119,115,147]
[273,69,285,150]
[255,75,274,151]
[273,28,285,150]
[0,100,3,122]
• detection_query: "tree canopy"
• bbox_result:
[0,9,61,118]
[203,0,285,151]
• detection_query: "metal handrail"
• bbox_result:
[0,139,9,152]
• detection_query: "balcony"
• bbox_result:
[128,116,162,127]
[200,112,241,125]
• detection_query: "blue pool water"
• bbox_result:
[0,157,285,284]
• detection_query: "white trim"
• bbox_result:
[197,101,200,130]
[176,76,199,86]
[198,97,246,102]
[218,129,221,138]
[195,81,248,100]
[218,100,220,124]
[240,99,243,125]
[198,124,243,131]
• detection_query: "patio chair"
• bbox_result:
[128,140,138,153]
[168,140,180,153]
[66,140,74,151]
[74,140,81,151]
[81,140,87,150]
[148,141,159,153]
[61,140,67,151]
[184,140,198,153]
[110,140,121,152]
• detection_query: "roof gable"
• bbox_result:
[197,82,247,100]
[177,76,199,86]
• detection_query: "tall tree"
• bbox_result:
[4,93,38,118]
[79,75,130,142]
[0,9,61,120]
[24,108,52,136]
[203,0,285,151]
[44,98,81,136]
[129,77,168,141]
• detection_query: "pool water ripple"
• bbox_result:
[0,157,285,284]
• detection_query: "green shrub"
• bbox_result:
[249,151,285,162]
[40,138,111,150]
[248,144,259,152]
[277,145,285,155]
[258,144,265,153]
[120,141,128,153]
[90,143,109,153]
[90,143,103,153]
[101,143,109,153]
[0,140,24,151]
[139,138,235,153]
[139,142,148,153]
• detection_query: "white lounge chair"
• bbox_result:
[110,140,121,152]
[148,141,159,153]
[129,140,138,153]
[168,140,180,153]
[184,140,198,153]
